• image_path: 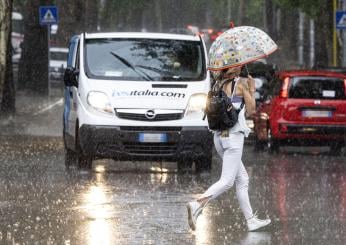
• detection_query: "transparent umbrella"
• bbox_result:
[208,26,278,71]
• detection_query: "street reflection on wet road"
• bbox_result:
[0,135,345,244]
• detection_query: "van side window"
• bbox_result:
[67,44,75,68]
[75,42,80,69]
[67,38,79,68]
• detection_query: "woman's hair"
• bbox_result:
[211,67,241,82]
[210,70,224,82]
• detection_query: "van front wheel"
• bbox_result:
[76,127,93,170]
[195,150,212,173]
[65,148,77,168]
[77,155,93,169]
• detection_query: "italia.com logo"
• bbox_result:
[112,89,186,99]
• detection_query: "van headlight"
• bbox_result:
[186,93,207,116]
[87,91,113,114]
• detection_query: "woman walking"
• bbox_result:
[187,66,271,231]
[187,67,271,231]
[187,26,277,232]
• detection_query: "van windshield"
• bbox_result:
[84,38,206,81]
[289,77,346,100]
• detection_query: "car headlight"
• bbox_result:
[186,93,207,116]
[87,91,113,114]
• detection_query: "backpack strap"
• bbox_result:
[240,99,245,110]
[230,79,236,94]
[212,78,234,92]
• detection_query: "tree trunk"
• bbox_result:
[56,0,84,47]
[56,0,98,46]
[0,0,15,116]
[155,0,162,32]
[0,0,11,94]
[18,0,52,94]
[315,1,333,67]
[1,26,15,115]
[84,0,99,32]
[237,0,245,25]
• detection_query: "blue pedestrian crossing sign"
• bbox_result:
[336,11,346,29]
[39,6,58,25]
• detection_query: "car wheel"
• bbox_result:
[329,142,343,156]
[77,155,93,169]
[267,128,279,153]
[65,148,77,168]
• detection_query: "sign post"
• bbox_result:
[39,6,58,96]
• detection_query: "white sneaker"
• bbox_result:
[187,201,203,230]
[247,213,271,231]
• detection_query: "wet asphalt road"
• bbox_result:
[0,96,345,245]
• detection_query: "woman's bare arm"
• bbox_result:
[224,76,256,116]
[240,76,256,116]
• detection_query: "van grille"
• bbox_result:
[123,142,178,155]
[116,111,184,121]
[120,126,182,132]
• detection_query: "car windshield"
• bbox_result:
[84,38,205,81]
[289,76,345,100]
[50,51,68,61]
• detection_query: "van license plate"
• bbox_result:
[302,110,332,118]
[139,133,167,143]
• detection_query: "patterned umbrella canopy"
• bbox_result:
[208,26,278,71]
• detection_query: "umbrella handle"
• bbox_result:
[244,64,249,76]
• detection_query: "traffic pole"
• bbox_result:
[342,0,346,66]
[47,24,51,97]
[333,0,338,66]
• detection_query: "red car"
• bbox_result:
[253,70,346,154]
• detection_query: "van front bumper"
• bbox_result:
[79,125,213,161]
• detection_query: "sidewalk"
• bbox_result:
[0,89,64,137]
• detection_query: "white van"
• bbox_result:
[63,32,212,171]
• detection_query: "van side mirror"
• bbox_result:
[64,67,79,87]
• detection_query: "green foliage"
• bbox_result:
[273,0,323,18]
[244,0,265,28]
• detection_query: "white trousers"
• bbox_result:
[201,132,253,219]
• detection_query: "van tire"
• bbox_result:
[77,155,93,169]
[195,151,212,173]
[65,148,77,168]
[267,128,279,154]
[76,126,93,170]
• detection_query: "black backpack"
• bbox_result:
[203,79,244,131]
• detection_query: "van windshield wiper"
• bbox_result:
[136,65,183,80]
[135,65,173,75]
[110,51,153,81]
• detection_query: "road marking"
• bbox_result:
[33,98,63,115]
